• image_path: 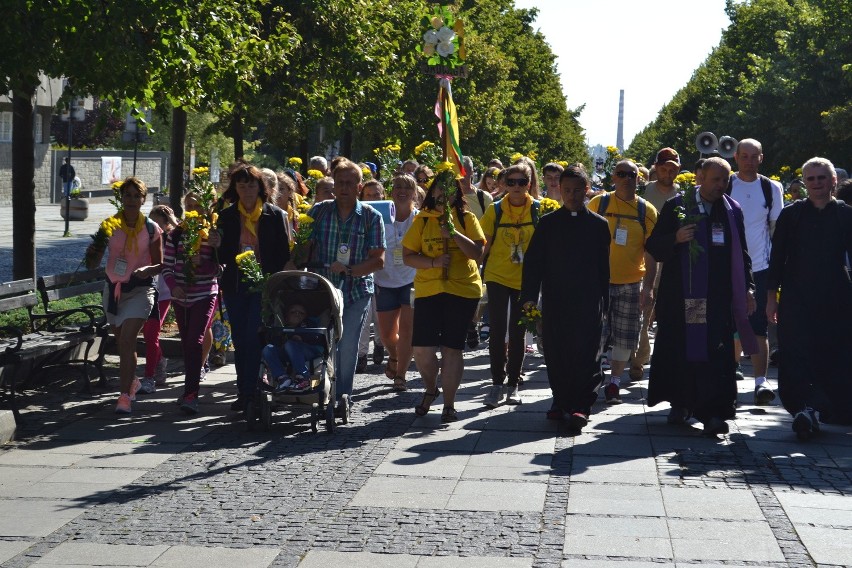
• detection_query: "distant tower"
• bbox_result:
[616,89,625,153]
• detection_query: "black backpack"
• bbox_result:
[726,174,774,227]
[481,198,541,270]
[595,192,647,235]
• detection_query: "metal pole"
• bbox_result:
[63,113,72,237]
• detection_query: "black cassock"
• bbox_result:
[646,196,752,423]
[521,207,610,415]
[768,199,852,424]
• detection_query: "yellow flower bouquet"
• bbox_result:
[518,303,542,335]
[235,250,266,293]
[539,197,561,215]
[84,215,122,268]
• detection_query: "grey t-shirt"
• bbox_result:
[643,181,679,213]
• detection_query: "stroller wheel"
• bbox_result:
[260,395,272,431]
[246,399,259,431]
[340,394,350,425]
[325,402,335,433]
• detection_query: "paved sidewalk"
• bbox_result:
[0,344,849,567]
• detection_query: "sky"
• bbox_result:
[513,0,732,149]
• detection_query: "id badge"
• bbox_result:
[113,257,128,277]
[614,226,628,246]
[336,244,351,265]
[510,246,523,264]
[392,247,404,266]
[711,223,725,246]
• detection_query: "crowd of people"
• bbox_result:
[86,141,852,440]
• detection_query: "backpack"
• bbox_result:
[482,198,541,270]
[476,189,486,214]
[726,174,774,227]
[596,192,647,235]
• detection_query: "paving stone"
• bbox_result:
[0,541,33,563]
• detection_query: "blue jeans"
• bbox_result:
[336,294,371,404]
[263,340,321,378]
[223,283,262,398]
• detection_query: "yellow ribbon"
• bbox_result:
[238,198,263,238]
[119,213,145,254]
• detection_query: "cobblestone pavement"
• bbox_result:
[0,201,849,567]
[0,343,849,568]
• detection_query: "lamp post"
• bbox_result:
[62,104,75,237]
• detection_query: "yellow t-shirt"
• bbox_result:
[588,192,658,284]
[479,196,535,290]
[401,209,485,299]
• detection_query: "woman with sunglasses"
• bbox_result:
[479,163,540,408]
[402,167,485,423]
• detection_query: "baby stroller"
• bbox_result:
[247,270,343,433]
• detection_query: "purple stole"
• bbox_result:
[680,193,758,362]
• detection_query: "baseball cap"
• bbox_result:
[654,147,680,167]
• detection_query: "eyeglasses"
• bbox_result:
[614,171,638,179]
[506,178,529,187]
[416,177,429,183]
[804,174,828,182]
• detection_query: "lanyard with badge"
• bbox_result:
[336,212,356,266]
[391,220,405,266]
[698,201,725,246]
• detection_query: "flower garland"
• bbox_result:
[417,4,466,69]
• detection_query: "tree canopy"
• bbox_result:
[627,0,852,174]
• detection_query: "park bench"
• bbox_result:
[37,267,110,387]
[0,278,102,424]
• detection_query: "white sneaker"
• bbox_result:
[138,376,156,394]
[506,384,522,405]
[154,357,169,386]
[484,384,507,408]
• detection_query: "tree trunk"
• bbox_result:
[12,83,37,280]
[299,137,308,175]
[169,106,187,217]
[232,111,244,160]
[342,127,353,159]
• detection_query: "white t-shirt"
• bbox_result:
[729,174,783,272]
[374,209,418,289]
[463,189,493,220]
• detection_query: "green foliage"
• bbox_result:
[628,0,852,173]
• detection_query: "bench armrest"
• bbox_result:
[0,325,23,355]
[32,308,96,332]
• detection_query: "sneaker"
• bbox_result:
[129,377,141,401]
[180,392,199,415]
[483,384,507,408]
[703,417,729,436]
[466,324,479,349]
[275,376,293,392]
[667,406,691,425]
[372,344,385,366]
[628,365,644,381]
[200,363,210,382]
[154,357,169,385]
[525,345,535,353]
[356,354,368,373]
[292,377,311,391]
[479,324,490,342]
[754,382,777,405]
[735,363,745,381]
[567,412,588,432]
[115,393,132,414]
[792,408,820,441]
[604,383,622,404]
[600,355,611,370]
[546,405,564,421]
[505,384,522,405]
[138,376,156,394]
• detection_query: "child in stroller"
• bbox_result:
[262,302,324,392]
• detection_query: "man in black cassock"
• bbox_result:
[521,165,610,432]
[646,157,757,437]
[767,157,852,440]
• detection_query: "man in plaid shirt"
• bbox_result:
[308,159,386,417]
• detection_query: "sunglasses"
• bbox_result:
[804,174,828,182]
[614,171,638,179]
[506,178,529,187]
[416,177,429,183]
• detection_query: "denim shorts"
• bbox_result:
[375,283,413,312]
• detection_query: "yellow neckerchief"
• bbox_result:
[119,212,145,254]
[238,198,263,238]
[503,193,532,226]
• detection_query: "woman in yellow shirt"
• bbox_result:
[402,167,485,423]
[478,163,540,408]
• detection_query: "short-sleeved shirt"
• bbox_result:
[105,217,162,284]
[308,200,386,304]
[479,196,535,290]
[463,189,493,219]
[642,181,679,213]
[588,193,658,284]
[374,209,418,289]
[729,174,783,272]
[402,209,485,299]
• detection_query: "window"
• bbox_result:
[0,112,11,142]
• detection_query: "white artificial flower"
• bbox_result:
[437,41,455,57]
[437,26,456,43]
[423,29,439,45]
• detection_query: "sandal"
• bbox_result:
[441,406,458,423]
[392,376,407,392]
[414,388,440,416]
[384,357,398,380]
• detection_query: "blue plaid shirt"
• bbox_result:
[308,200,386,304]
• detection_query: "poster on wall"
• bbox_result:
[101,157,122,184]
